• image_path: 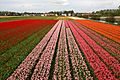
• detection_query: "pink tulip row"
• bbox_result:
[70,21,120,77]
[7,20,61,80]
[67,20,118,80]
[31,20,62,80]
[66,26,93,80]
[53,21,72,80]
[74,22,120,61]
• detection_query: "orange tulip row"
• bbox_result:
[74,21,120,61]
[76,20,120,44]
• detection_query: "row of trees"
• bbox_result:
[48,10,74,16]
[0,10,75,16]
[90,6,120,24]
[0,11,22,16]
[0,11,43,16]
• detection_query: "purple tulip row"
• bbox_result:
[74,22,120,61]
[31,20,62,80]
[7,20,61,80]
[67,20,118,80]
[66,26,93,80]
[53,21,72,80]
[70,21,120,77]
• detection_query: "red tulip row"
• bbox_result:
[7,20,61,80]
[70,21,120,77]
[67,20,118,80]
[53,21,72,80]
[74,22,120,61]
[65,26,93,80]
[0,20,58,54]
[31,20,62,80]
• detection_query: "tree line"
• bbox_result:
[89,6,120,24]
[0,10,75,16]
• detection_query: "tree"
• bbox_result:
[105,16,115,23]
[91,15,100,20]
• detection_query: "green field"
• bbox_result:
[0,16,58,22]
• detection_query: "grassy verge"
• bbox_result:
[0,25,53,80]
[57,17,73,20]
[0,16,58,22]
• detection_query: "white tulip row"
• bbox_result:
[53,21,72,80]
[31,20,62,80]
[66,27,93,80]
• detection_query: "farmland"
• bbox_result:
[0,18,120,80]
[0,19,58,80]
[0,16,57,22]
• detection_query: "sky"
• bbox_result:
[0,0,120,13]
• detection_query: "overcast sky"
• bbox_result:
[0,0,120,12]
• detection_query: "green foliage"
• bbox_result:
[82,15,89,19]
[117,20,120,25]
[0,16,57,22]
[94,9,120,16]
[119,5,120,9]
[105,16,115,23]
[91,15,100,20]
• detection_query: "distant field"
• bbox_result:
[0,16,58,22]
[57,16,73,20]
[0,16,21,18]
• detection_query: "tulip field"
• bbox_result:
[0,19,120,80]
[0,20,58,80]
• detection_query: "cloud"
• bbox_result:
[0,0,120,12]
[20,3,41,8]
[50,0,69,6]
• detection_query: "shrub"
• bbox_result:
[105,16,115,23]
